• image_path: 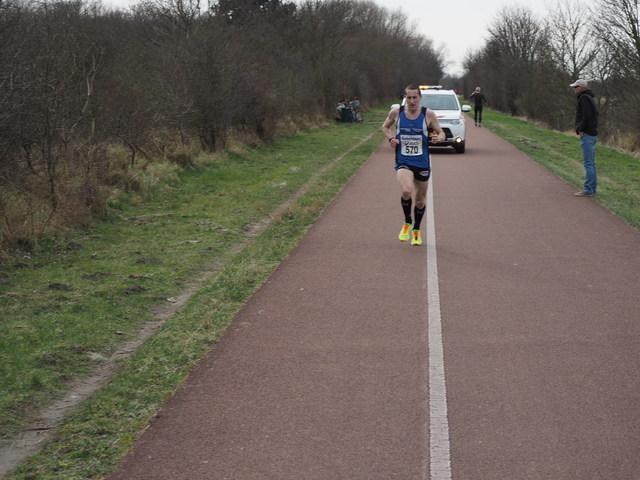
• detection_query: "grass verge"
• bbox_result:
[3,110,387,479]
[479,108,640,230]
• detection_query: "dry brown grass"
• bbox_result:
[0,112,336,257]
[0,138,178,253]
[605,130,640,158]
[512,114,640,160]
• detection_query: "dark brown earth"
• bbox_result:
[108,121,640,480]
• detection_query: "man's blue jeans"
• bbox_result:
[580,134,597,194]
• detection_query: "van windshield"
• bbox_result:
[421,94,458,111]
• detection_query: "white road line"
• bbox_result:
[426,179,452,479]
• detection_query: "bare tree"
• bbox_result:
[294,0,361,113]
[593,0,640,148]
[483,6,550,116]
[593,0,640,79]
[546,0,599,80]
[0,0,118,248]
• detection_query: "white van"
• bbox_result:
[393,86,471,154]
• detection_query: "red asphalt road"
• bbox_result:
[108,120,640,479]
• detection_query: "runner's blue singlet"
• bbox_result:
[395,106,430,169]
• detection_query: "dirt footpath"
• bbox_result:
[108,122,640,479]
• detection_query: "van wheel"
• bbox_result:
[454,142,465,154]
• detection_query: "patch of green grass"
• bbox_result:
[3,109,387,479]
[479,109,640,230]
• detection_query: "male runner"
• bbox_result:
[382,84,445,246]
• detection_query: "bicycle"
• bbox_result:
[336,100,364,123]
[350,104,364,123]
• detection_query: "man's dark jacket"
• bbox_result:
[470,92,486,107]
[575,89,598,136]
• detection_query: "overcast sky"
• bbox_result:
[103,0,554,76]
[370,0,553,75]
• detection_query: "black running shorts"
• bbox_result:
[395,163,431,182]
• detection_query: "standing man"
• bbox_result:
[382,84,445,246]
[570,79,599,197]
[470,87,487,126]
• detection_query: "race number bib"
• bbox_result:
[400,135,423,156]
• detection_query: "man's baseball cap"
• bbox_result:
[569,79,588,88]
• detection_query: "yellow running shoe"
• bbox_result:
[411,230,423,246]
[399,223,411,241]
